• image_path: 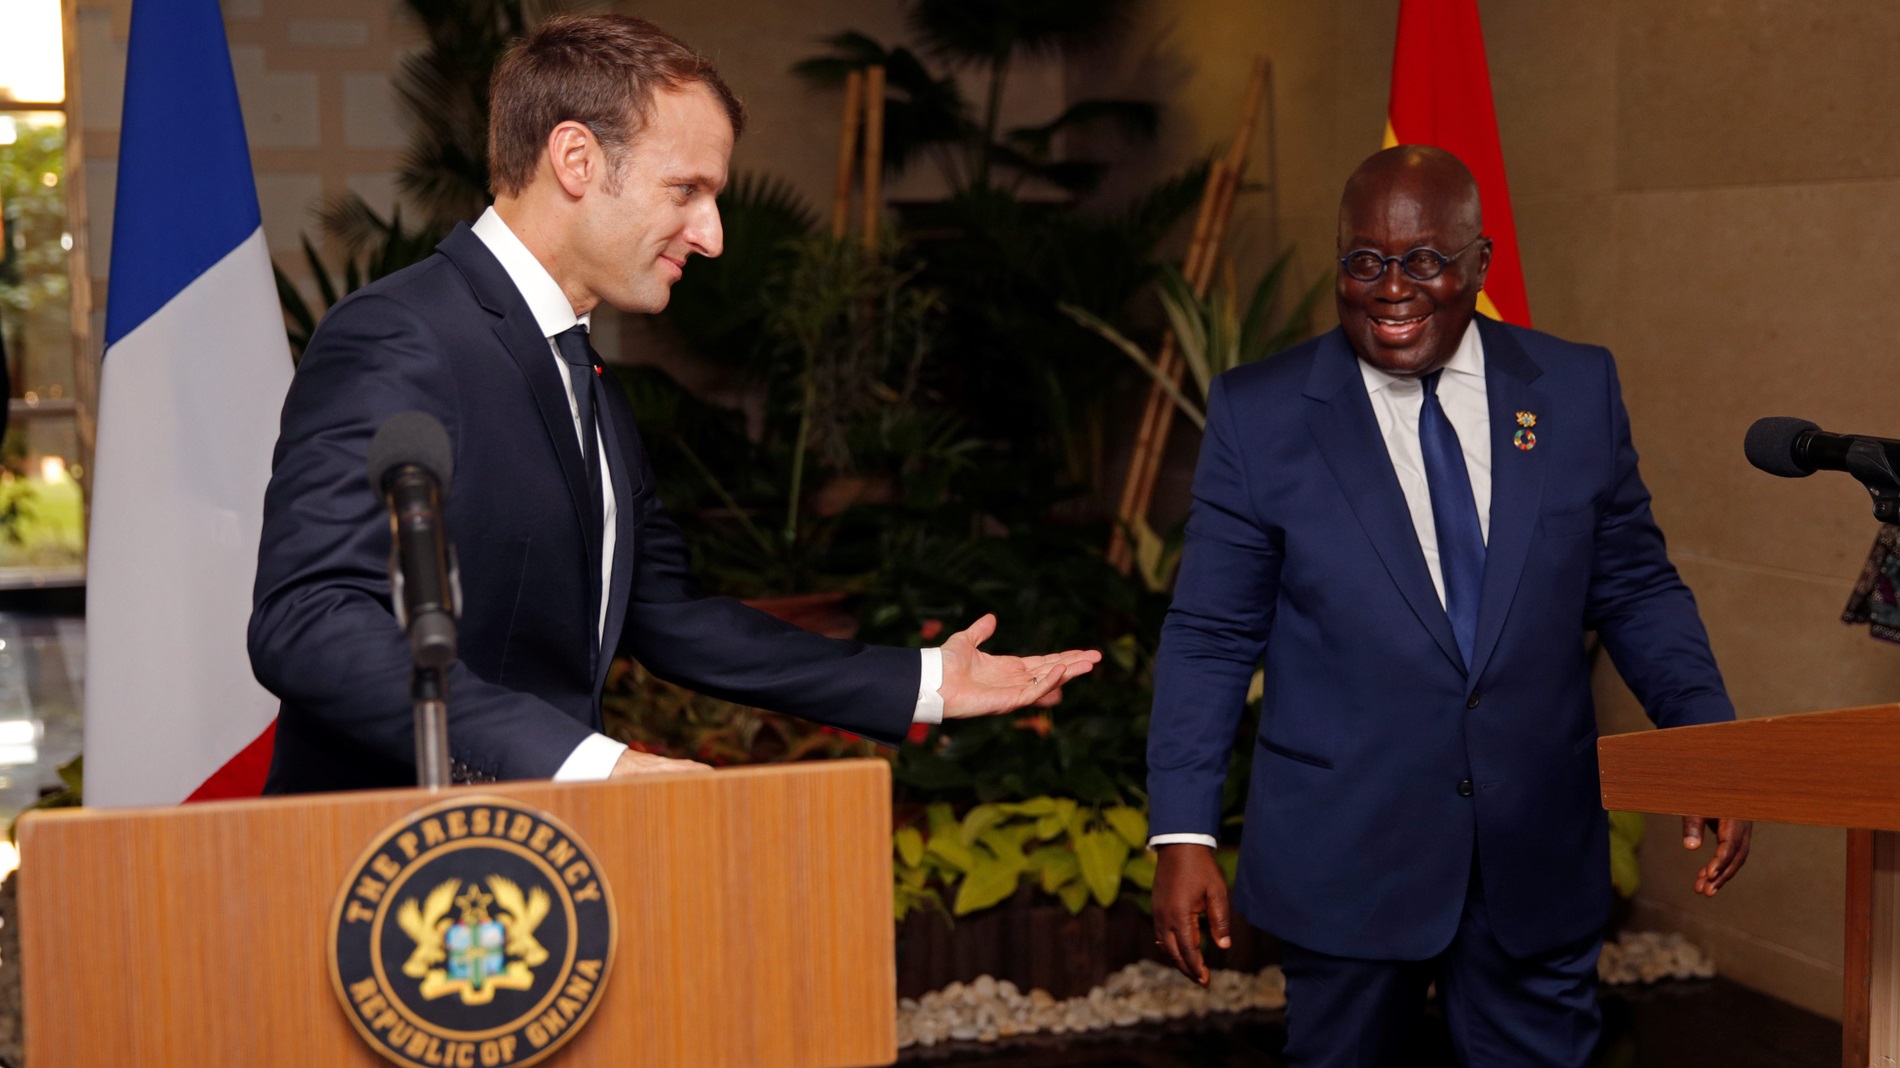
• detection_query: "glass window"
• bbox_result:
[0,0,86,865]
[0,0,84,585]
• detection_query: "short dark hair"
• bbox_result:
[487,14,746,197]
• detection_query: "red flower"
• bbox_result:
[907,721,932,744]
[920,618,944,641]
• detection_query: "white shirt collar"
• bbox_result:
[1357,318,1485,394]
[470,206,590,338]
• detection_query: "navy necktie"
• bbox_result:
[1419,369,1485,670]
[553,325,604,530]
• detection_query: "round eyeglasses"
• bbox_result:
[1338,235,1486,283]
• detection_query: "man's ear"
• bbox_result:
[1472,238,1494,291]
[545,121,598,199]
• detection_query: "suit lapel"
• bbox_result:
[437,225,603,627]
[1466,317,1549,683]
[1303,329,1465,672]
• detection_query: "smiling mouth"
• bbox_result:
[1369,314,1428,344]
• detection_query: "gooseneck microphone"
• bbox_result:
[1745,416,1900,522]
[367,411,459,788]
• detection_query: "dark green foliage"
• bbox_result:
[389,0,547,226]
[792,35,969,183]
[894,162,1210,475]
[273,207,442,360]
[794,0,1154,194]
[662,173,821,373]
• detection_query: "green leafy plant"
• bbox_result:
[389,0,552,227]
[273,206,442,359]
[795,0,1153,194]
[10,754,79,842]
[893,797,1158,921]
[601,660,878,767]
[1062,253,1327,431]
[1609,810,1644,899]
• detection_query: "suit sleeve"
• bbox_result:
[1147,377,1284,838]
[248,293,596,780]
[1585,348,1736,729]
[615,431,919,748]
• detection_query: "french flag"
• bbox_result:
[83,0,291,805]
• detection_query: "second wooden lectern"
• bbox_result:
[17,760,897,1067]
[1598,702,1900,1068]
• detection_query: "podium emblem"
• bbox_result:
[329,797,616,1068]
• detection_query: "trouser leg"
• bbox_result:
[1280,940,1435,1068]
[1437,866,1603,1068]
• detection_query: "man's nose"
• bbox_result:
[689,202,724,259]
[1375,259,1415,300]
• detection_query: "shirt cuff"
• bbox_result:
[552,732,628,781]
[1148,833,1219,850]
[912,647,944,724]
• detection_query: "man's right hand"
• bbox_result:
[1152,843,1232,987]
[609,748,712,777]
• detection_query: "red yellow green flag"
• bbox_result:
[1384,0,1530,327]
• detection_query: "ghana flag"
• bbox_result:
[1384,0,1530,327]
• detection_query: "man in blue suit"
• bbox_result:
[1145,146,1751,1066]
[249,15,1098,793]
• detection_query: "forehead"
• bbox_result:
[631,84,734,175]
[1338,173,1473,247]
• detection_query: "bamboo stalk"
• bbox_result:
[1107,159,1226,572]
[1109,58,1271,573]
[860,65,886,253]
[830,70,864,240]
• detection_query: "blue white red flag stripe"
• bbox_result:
[84,0,290,805]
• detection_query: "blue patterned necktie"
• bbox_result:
[1419,369,1485,670]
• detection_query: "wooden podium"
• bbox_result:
[15,760,897,1067]
[1598,702,1900,1068]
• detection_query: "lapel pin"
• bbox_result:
[1513,411,1538,450]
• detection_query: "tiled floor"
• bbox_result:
[896,978,1839,1067]
[0,607,84,824]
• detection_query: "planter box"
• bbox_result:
[896,886,1280,1000]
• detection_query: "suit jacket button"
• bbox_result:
[1457,779,1474,797]
[1466,692,1482,709]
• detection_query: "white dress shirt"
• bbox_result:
[469,208,943,782]
[1150,321,1492,850]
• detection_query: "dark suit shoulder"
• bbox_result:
[319,250,476,323]
[1213,331,1327,407]
[1488,320,1613,370]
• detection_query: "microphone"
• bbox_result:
[1745,416,1900,521]
[367,412,460,670]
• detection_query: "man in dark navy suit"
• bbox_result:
[1144,146,1751,1066]
[249,15,1098,794]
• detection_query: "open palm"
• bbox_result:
[936,613,1102,719]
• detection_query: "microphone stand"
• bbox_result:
[386,465,459,791]
[1843,438,1900,523]
[413,666,450,790]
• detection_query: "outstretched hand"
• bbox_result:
[937,613,1102,719]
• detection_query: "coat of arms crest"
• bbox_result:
[396,876,552,1004]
